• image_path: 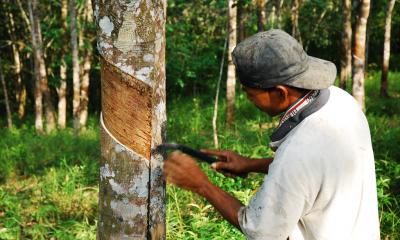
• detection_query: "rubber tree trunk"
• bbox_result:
[79,0,93,130]
[238,4,245,43]
[28,0,43,133]
[276,0,283,29]
[58,0,68,129]
[93,0,167,238]
[8,12,26,120]
[226,0,237,125]
[257,0,266,32]
[291,0,302,45]
[352,0,370,112]
[0,58,12,130]
[71,0,80,134]
[380,0,395,97]
[340,0,352,90]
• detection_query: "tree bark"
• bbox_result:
[380,0,395,97]
[257,0,266,32]
[0,58,12,130]
[39,36,56,134]
[93,0,166,238]
[79,0,93,130]
[28,0,43,133]
[364,0,373,71]
[8,12,26,120]
[71,0,80,133]
[226,0,237,125]
[340,0,352,90]
[291,0,302,45]
[238,4,245,42]
[58,0,68,129]
[276,0,283,29]
[352,0,370,112]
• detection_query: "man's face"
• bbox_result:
[242,85,284,117]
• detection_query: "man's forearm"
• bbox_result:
[247,157,274,174]
[197,180,244,232]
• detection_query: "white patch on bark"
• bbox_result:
[110,199,142,220]
[134,67,153,84]
[100,164,115,180]
[109,179,127,195]
[120,65,135,76]
[99,16,114,37]
[128,169,149,196]
[143,54,154,62]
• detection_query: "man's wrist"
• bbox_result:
[195,179,214,197]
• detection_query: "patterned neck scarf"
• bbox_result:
[270,88,330,144]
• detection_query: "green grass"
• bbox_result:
[0,70,399,239]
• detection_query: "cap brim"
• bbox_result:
[286,56,337,90]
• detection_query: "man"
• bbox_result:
[163,29,380,240]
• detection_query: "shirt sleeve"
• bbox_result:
[238,178,311,240]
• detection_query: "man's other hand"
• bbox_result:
[200,149,252,178]
[163,151,210,193]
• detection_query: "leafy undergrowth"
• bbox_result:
[0,71,399,239]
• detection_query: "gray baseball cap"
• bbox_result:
[232,29,336,90]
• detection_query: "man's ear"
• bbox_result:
[275,85,289,104]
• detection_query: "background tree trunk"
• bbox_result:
[238,4,245,42]
[58,0,68,129]
[257,0,266,32]
[226,0,237,125]
[380,0,395,97]
[38,23,56,134]
[352,0,370,112]
[291,0,302,45]
[28,0,43,133]
[276,0,283,29]
[340,0,352,90]
[70,0,80,133]
[0,58,12,130]
[93,0,166,238]
[364,0,373,71]
[8,12,26,120]
[79,0,93,130]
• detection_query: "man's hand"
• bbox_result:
[201,149,274,177]
[200,149,252,178]
[163,151,210,194]
[162,150,244,232]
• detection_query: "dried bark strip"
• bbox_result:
[380,0,395,97]
[352,0,371,112]
[93,0,166,238]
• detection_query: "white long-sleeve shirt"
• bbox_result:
[238,86,380,240]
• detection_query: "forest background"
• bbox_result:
[0,0,400,239]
